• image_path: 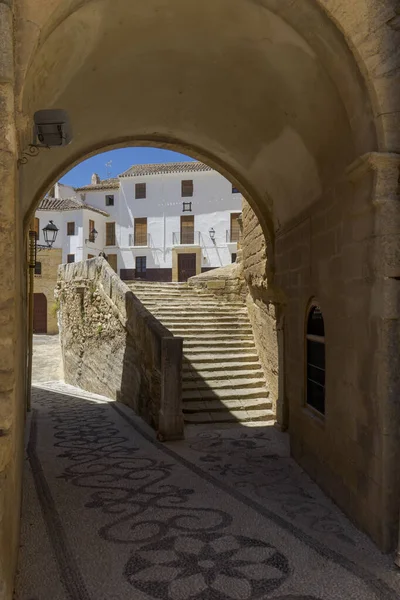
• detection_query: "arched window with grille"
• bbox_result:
[306,304,325,415]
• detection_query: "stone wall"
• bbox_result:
[57,258,183,440]
[188,262,247,301]
[33,247,62,334]
[273,154,400,552]
[241,200,280,415]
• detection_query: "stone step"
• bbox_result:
[182,397,272,412]
[184,352,260,362]
[182,387,268,401]
[183,340,256,349]
[183,361,262,373]
[182,368,263,381]
[138,301,245,309]
[172,329,253,338]
[182,377,267,390]
[151,311,248,319]
[184,409,275,424]
[167,322,252,330]
[158,316,250,324]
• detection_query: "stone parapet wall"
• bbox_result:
[188,263,247,301]
[57,258,183,440]
[241,200,280,415]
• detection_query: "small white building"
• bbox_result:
[36,161,242,282]
[34,183,109,263]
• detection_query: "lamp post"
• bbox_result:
[27,220,59,412]
[209,227,216,242]
[42,220,59,248]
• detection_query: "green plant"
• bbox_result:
[97,324,103,335]
[50,298,60,316]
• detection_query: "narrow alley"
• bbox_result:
[14,337,400,600]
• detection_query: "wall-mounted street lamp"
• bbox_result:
[42,220,59,248]
[209,227,216,242]
[85,228,98,244]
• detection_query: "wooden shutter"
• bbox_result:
[88,219,95,242]
[107,254,118,272]
[134,218,147,246]
[67,222,75,236]
[106,222,116,246]
[180,215,194,244]
[135,183,146,199]
[230,213,241,242]
[181,180,193,197]
[33,217,40,237]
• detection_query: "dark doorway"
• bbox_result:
[33,293,47,334]
[178,253,196,282]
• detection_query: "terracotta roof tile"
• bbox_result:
[119,161,212,178]
[75,178,119,191]
[37,196,109,217]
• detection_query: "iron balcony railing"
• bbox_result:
[172,231,201,246]
[129,233,150,247]
[226,229,241,243]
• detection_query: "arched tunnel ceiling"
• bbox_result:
[20,0,377,233]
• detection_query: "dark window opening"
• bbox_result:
[135,183,146,199]
[67,221,75,236]
[135,256,147,278]
[231,253,237,263]
[306,304,325,415]
[182,202,192,212]
[34,262,42,275]
[67,254,75,264]
[105,194,114,206]
[182,180,193,197]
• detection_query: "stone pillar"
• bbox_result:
[357,152,400,551]
[0,1,25,597]
[158,337,184,441]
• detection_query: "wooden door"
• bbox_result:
[107,254,118,272]
[178,253,196,282]
[33,293,47,334]
[180,215,194,244]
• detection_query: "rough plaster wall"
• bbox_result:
[57,261,163,429]
[241,200,279,412]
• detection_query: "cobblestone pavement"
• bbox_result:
[15,381,400,600]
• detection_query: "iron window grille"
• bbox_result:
[306,304,326,415]
[182,202,192,212]
[105,194,114,206]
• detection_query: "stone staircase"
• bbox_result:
[126,281,274,426]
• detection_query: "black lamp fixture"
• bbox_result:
[42,220,59,248]
[209,227,216,242]
[86,228,98,244]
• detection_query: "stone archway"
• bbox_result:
[0,0,399,596]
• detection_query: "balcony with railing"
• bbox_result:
[226,229,241,243]
[129,233,150,247]
[172,231,201,246]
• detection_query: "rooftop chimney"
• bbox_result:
[91,173,100,185]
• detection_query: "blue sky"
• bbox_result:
[60,148,195,188]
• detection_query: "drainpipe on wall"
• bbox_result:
[26,231,37,412]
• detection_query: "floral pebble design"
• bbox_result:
[125,533,290,599]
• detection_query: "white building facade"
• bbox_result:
[36,162,242,282]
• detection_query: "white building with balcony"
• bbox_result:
[35,161,242,282]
